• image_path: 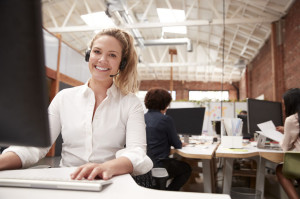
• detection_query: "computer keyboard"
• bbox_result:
[0,167,112,191]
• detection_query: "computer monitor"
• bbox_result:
[166,107,205,138]
[247,98,283,137]
[0,0,51,147]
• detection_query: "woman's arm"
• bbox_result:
[281,114,299,151]
[0,152,22,171]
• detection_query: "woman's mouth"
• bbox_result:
[95,66,109,71]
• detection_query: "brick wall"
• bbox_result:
[245,0,300,100]
[139,80,238,101]
[248,38,274,100]
[283,0,300,89]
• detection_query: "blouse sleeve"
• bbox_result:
[280,114,300,151]
[115,95,153,176]
[2,92,63,168]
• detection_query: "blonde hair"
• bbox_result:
[89,28,139,94]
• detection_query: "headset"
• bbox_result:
[85,49,127,71]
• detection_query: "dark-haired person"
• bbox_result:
[144,87,191,191]
[276,88,300,199]
[0,28,152,180]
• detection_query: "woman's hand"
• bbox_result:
[70,157,133,181]
[70,162,113,180]
[276,126,284,134]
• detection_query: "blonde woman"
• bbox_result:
[0,28,153,180]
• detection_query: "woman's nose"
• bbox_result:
[97,55,107,62]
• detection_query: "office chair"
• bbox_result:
[132,168,169,190]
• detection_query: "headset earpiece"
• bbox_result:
[85,50,91,62]
[120,59,127,71]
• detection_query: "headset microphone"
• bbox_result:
[109,72,119,77]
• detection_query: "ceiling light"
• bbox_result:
[81,12,115,29]
[157,8,187,34]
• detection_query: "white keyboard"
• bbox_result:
[0,167,112,192]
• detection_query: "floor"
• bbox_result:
[179,157,300,199]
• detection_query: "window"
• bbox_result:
[189,91,229,101]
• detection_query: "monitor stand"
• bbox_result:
[183,135,189,144]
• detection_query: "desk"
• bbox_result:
[171,141,219,193]
[0,168,231,199]
[216,144,284,199]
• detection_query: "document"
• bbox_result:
[257,121,283,142]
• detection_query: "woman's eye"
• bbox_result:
[109,54,117,58]
[93,50,100,54]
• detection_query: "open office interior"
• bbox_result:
[1,0,300,199]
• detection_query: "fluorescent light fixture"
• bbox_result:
[157,8,187,34]
[81,12,115,29]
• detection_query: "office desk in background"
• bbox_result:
[216,143,284,199]
[171,137,219,193]
[0,164,230,199]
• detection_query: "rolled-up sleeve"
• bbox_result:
[116,95,153,175]
[3,146,49,168]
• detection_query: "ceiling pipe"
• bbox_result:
[105,0,193,52]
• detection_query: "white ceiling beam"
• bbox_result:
[207,0,222,19]
[128,1,141,10]
[141,0,154,22]
[83,0,92,14]
[159,47,169,63]
[185,0,197,20]
[225,27,239,60]
[148,48,158,63]
[62,0,77,27]
[176,46,185,63]
[46,8,58,27]
[48,17,279,32]
[138,61,232,68]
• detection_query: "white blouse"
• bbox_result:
[4,82,153,175]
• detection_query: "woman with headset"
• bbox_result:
[0,28,153,180]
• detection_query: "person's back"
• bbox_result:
[144,87,191,191]
[145,110,181,166]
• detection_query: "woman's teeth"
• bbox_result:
[95,66,109,71]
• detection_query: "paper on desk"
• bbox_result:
[257,121,283,142]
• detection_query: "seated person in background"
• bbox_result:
[239,110,247,115]
[144,87,192,191]
[0,28,152,180]
[276,88,300,199]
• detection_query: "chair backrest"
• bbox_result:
[282,151,300,179]
[132,171,153,188]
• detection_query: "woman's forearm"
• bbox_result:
[0,151,22,171]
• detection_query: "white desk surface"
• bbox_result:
[0,168,230,199]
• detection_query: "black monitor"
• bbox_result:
[247,98,283,137]
[0,0,51,147]
[166,107,205,137]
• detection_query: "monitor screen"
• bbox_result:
[166,107,205,136]
[0,0,51,147]
[247,98,283,137]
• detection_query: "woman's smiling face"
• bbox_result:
[88,35,123,82]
